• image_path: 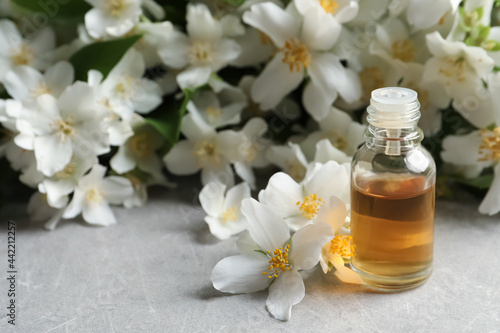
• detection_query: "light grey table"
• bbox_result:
[0,181,499,332]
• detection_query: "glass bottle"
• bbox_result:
[350,87,436,292]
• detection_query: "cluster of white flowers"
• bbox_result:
[1,0,500,320]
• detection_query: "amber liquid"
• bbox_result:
[351,175,435,290]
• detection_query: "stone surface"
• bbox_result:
[0,184,499,332]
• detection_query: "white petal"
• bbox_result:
[266,268,305,321]
[4,65,43,102]
[251,54,303,110]
[82,199,117,226]
[199,181,226,217]
[441,131,484,166]
[302,80,336,121]
[331,256,364,284]
[224,181,251,209]
[479,164,500,216]
[63,188,85,218]
[34,135,72,176]
[201,162,234,187]
[181,113,215,141]
[212,39,241,70]
[110,145,136,174]
[234,162,256,190]
[44,61,74,97]
[407,0,451,30]
[304,160,350,203]
[177,66,212,90]
[258,172,303,218]
[84,9,108,39]
[211,255,270,293]
[186,3,222,41]
[220,14,245,37]
[158,31,190,69]
[242,2,299,47]
[101,176,133,204]
[290,221,334,270]
[163,140,201,175]
[301,7,341,51]
[315,195,348,232]
[241,198,290,251]
[314,139,351,164]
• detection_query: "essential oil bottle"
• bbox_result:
[350,87,436,292]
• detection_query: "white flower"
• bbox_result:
[92,49,163,120]
[16,82,110,177]
[423,31,495,127]
[211,198,334,321]
[110,115,165,181]
[406,0,461,30]
[0,20,55,81]
[230,27,275,68]
[300,106,365,162]
[63,164,134,225]
[84,0,142,38]
[295,0,359,24]
[199,181,251,240]
[234,117,270,189]
[158,3,241,89]
[266,142,308,182]
[243,2,361,120]
[132,21,174,67]
[441,127,500,215]
[259,160,350,230]
[163,113,246,187]
[447,0,494,42]
[3,61,74,106]
[186,85,247,129]
[39,153,97,209]
[398,63,450,136]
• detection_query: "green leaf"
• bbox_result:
[145,89,195,156]
[218,0,246,6]
[69,35,142,81]
[11,0,91,23]
[454,174,494,190]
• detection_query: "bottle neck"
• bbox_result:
[364,88,423,155]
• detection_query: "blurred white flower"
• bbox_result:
[211,198,334,321]
[0,20,55,81]
[39,153,97,209]
[15,82,110,177]
[300,106,365,162]
[295,0,359,23]
[259,160,350,230]
[243,2,361,120]
[84,0,142,38]
[266,143,308,182]
[158,3,241,89]
[399,63,450,136]
[63,164,134,226]
[441,127,500,215]
[110,115,165,181]
[92,49,163,120]
[163,113,246,187]
[423,31,495,127]
[186,85,247,129]
[406,0,461,30]
[131,21,174,67]
[234,117,270,189]
[199,181,251,240]
[3,61,74,106]
[230,27,275,68]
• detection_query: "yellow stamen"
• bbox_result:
[188,40,214,66]
[10,43,33,66]
[86,187,104,205]
[259,31,273,46]
[478,127,500,163]
[206,106,223,122]
[328,235,354,259]
[220,206,238,222]
[262,244,291,279]
[106,0,127,17]
[285,160,305,182]
[130,132,153,157]
[319,0,338,14]
[391,39,416,62]
[439,57,467,83]
[30,83,51,98]
[55,118,75,138]
[324,130,347,151]
[54,161,77,179]
[194,141,220,166]
[296,193,324,219]
[279,38,311,72]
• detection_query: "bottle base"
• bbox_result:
[352,265,432,293]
